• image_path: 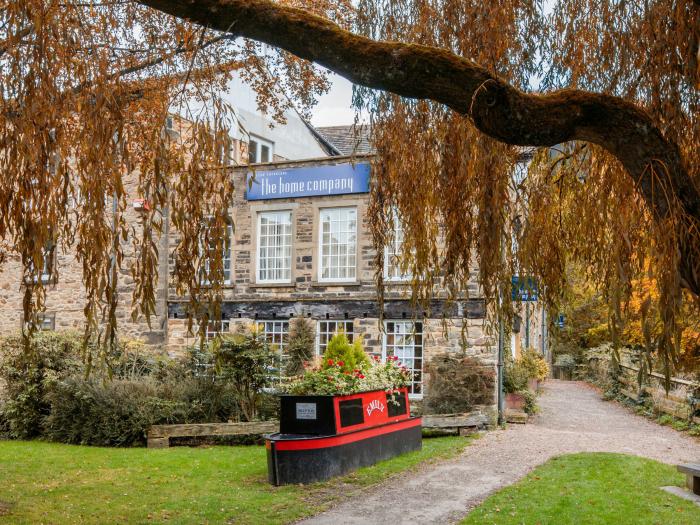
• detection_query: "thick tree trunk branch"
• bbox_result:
[138,0,700,295]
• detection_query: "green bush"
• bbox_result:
[43,374,243,447]
[424,354,495,414]
[213,328,275,421]
[521,390,539,415]
[504,357,530,394]
[322,332,370,374]
[0,331,83,438]
[284,318,315,377]
[520,348,549,381]
[554,354,576,369]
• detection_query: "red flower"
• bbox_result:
[327,359,334,366]
[337,360,345,367]
[358,374,365,379]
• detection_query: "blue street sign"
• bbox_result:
[245,162,371,200]
[557,314,565,328]
[512,276,538,302]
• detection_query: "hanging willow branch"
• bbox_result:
[138,0,699,296]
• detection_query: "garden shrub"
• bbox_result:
[521,390,538,415]
[43,374,243,447]
[554,354,576,370]
[0,325,289,446]
[504,357,530,394]
[284,318,315,377]
[286,338,409,396]
[0,331,83,438]
[423,354,495,414]
[322,332,370,374]
[519,348,550,381]
[43,377,189,446]
[213,328,275,421]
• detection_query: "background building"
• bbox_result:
[0,78,497,402]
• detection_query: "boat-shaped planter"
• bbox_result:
[265,387,422,485]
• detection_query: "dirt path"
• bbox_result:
[299,380,700,525]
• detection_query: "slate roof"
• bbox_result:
[316,125,373,156]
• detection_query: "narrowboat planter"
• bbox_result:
[265,387,422,485]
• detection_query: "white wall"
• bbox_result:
[223,75,328,161]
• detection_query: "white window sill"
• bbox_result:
[312,280,361,287]
[251,281,295,288]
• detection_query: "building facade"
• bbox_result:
[166,155,494,398]
[0,90,498,402]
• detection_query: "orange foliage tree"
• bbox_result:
[1,1,698,378]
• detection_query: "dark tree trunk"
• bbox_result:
[139,0,700,295]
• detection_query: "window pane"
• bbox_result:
[248,140,258,163]
[258,211,292,282]
[384,208,412,281]
[319,208,356,281]
[317,320,354,354]
[383,320,423,396]
[261,144,270,163]
[200,221,232,285]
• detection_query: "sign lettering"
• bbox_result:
[366,399,385,417]
[246,162,370,201]
[295,402,317,420]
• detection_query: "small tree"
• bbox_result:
[213,326,274,421]
[323,332,370,374]
[284,318,315,377]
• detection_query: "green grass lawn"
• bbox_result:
[462,452,700,525]
[0,436,470,524]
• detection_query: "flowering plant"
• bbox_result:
[285,345,411,396]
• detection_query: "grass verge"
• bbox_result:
[461,452,700,525]
[0,435,470,524]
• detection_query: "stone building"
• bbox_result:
[0,114,496,402]
[166,152,493,399]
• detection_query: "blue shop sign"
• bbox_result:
[246,162,370,200]
[511,275,538,302]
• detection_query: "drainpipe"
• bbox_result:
[497,311,505,426]
[525,302,530,349]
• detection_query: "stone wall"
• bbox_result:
[0,169,171,345]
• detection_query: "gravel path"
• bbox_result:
[300,379,700,525]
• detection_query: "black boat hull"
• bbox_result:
[266,418,422,485]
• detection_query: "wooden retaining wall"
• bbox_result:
[617,364,699,422]
[147,421,279,448]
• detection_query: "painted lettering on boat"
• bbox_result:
[366,399,385,417]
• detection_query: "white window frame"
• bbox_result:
[248,135,274,164]
[318,207,357,283]
[27,242,55,285]
[200,221,233,286]
[23,312,55,331]
[382,320,424,399]
[316,320,354,356]
[204,319,230,342]
[256,210,293,284]
[260,320,290,380]
[383,210,412,282]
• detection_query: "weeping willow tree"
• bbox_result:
[1,0,698,380]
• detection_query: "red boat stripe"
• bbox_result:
[271,418,422,451]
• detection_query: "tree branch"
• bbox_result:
[136,0,700,295]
